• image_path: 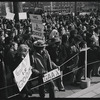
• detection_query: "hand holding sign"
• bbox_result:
[13,53,32,91]
[43,68,61,83]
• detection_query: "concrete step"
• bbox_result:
[67,82,100,98]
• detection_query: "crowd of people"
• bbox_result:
[0,9,100,99]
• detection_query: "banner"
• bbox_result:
[43,68,61,83]
[19,12,27,20]
[6,12,15,20]
[29,14,44,39]
[13,53,32,91]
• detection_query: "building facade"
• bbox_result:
[0,2,100,16]
[41,2,99,13]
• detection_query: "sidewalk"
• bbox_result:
[68,81,100,98]
[29,76,100,98]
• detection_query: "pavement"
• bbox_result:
[7,75,100,99]
[68,78,100,98]
[28,75,100,98]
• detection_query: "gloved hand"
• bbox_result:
[32,69,40,76]
[42,70,48,77]
[42,70,48,74]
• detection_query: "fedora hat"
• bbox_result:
[48,37,61,45]
[33,40,47,47]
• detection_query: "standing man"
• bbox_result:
[31,40,55,98]
[46,37,65,91]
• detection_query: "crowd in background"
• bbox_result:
[0,10,100,98]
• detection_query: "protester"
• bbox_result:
[0,45,6,99]
[31,40,55,98]
[60,34,72,84]
[13,44,32,98]
[46,37,65,91]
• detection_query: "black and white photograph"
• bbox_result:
[0,1,100,99]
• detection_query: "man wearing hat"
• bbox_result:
[31,40,55,98]
[49,27,59,39]
[46,37,65,91]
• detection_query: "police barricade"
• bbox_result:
[1,47,100,99]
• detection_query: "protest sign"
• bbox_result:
[13,53,32,91]
[43,68,61,83]
[30,14,42,22]
[79,12,90,15]
[19,12,27,20]
[29,14,44,39]
[6,12,15,20]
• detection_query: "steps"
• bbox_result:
[67,82,100,98]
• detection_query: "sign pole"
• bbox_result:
[85,43,87,80]
[80,43,91,89]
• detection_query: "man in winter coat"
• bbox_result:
[31,40,55,98]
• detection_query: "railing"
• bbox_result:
[0,46,100,99]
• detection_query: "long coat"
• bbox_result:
[31,49,53,74]
[0,52,7,99]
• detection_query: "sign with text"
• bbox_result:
[43,68,61,83]
[32,23,44,33]
[29,14,44,39]
[13,53,32,91]
[19,12,27,20]
[29,14,42,23]
[6,12,15,20]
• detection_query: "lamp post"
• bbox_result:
[80,43,91,89]
[13,2,23,23]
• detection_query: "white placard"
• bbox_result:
[6,12,15,20]
[29,14,44,39]
[13,53,32,91]
[19,12,27,20]
[43,68,61,83]
[32,31,44,39]
[30,14,42,22]
[79,12,90,15]
[32,23,44,33]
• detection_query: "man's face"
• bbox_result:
[18,51,27,59]
[14,43,18,51]
[0,31,5,41]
